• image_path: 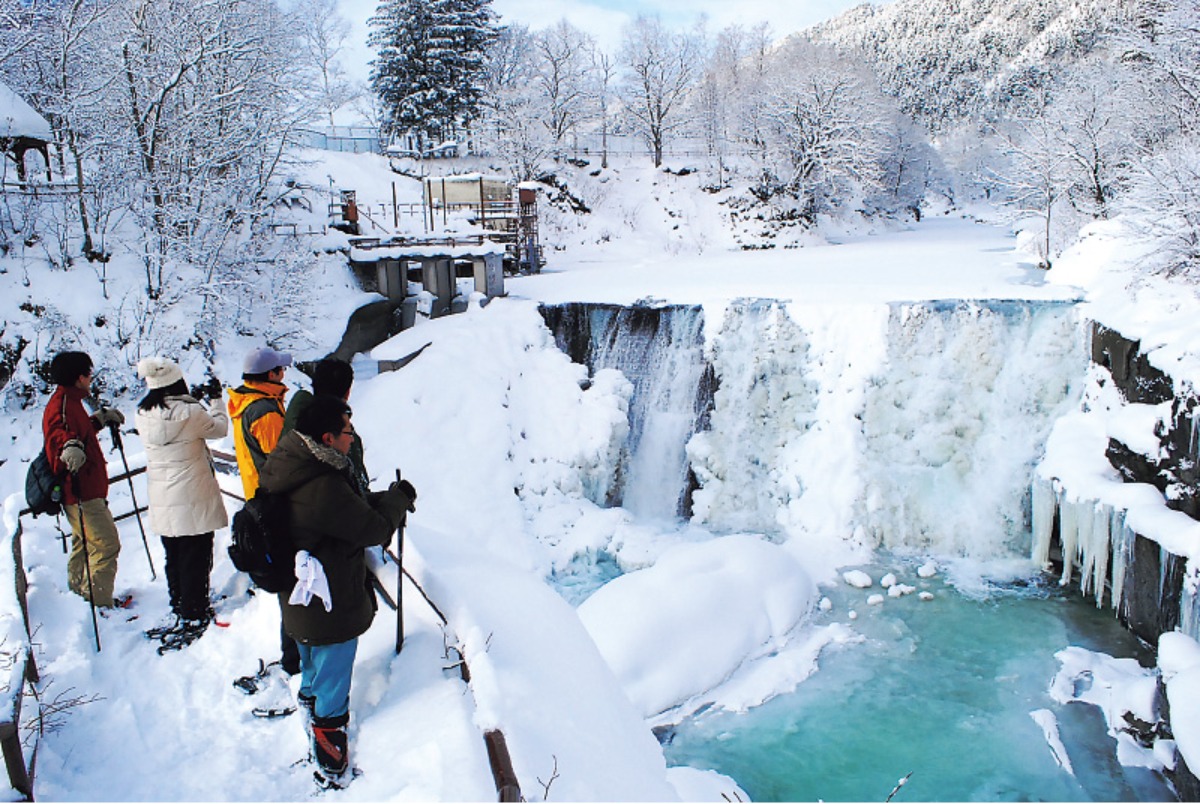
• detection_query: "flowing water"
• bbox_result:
[660,558,1175,802]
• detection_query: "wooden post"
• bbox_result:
[392,181,398,229]
[478,176,486,229]
[483,730,521,802]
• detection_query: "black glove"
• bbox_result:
[387,478,417,512]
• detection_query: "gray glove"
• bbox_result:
[60,440,86,473]
[92,407,125,427]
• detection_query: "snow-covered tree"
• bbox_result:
[755,39,896,221]
[116,0,311,299]
[617,15,703,167]
[588,46,617,169]
[700,22,772,167]
[1113,0,1200,277]
[534,20,594,154]
[7,0,125,265]
[986,110,1076,268]
[291,0,362,126]
[368,0,498,153]
[477,23,553,180]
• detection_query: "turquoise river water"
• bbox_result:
[661,559,1177,802]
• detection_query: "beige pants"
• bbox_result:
[64,498,122,607]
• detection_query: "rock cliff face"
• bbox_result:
[1095,323,1199,521]
[1086,323,1199,647]
[1071,323,1199,799]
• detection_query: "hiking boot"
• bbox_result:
[155,616,209,654]
[145,615,182,640]
[298,693,316,721]
[312,715,349,778]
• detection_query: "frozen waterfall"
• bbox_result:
[543,298,1087,562]
[539,303,713,520]
[691,299,1087,559]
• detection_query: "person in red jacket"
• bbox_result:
[42,351,129,608]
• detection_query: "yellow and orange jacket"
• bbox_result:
[227,380,287,500]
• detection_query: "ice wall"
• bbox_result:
[543,299,1087,572]
[691,299,1087,565]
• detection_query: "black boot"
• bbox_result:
[311,713,350,785]
[298,693,316,722]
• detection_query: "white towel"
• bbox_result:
[288,550,332,612]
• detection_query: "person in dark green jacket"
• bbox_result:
[258,396,415,786]
[283,358,367,490]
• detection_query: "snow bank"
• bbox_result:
[407,522,678,802]
[578,534,816,719]
[1159,631,1200,774]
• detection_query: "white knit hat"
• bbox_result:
[137,356,184,390]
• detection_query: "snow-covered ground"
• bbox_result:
[3,149,1200,800]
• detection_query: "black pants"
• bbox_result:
[162,533,214,620]
[279,596,301,675]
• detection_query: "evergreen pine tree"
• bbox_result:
[368,0,498,154]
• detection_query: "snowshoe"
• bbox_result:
[246,664,298,717]
[155,617,208,654]
[145,615,182,640]
[233,659,278,694]
[313,767,360,792]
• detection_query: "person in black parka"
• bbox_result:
[257,396,415,785]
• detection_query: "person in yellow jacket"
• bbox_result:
[228,346,301,681]
[228,347,292,500]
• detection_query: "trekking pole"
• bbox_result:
[71,475,102,653]
[394,469,405,655]
[108,422,157,581]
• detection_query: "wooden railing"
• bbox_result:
[3,512,40,800]
[4,461,150,800]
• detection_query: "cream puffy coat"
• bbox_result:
[135,396,229,536]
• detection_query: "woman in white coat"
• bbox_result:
[135,356,229,653]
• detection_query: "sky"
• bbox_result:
[333,0,880,87]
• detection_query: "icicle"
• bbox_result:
[1059,495,1079,586]
[1109,510,1132,619]
[1077,501,1096,597]
[1030,476,1056,568]
[1091,504,1111,609]
[1180,561,1200,642]
[1191,406,1200,463]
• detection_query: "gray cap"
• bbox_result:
[243,346,293,374]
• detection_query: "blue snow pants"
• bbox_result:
[298,638,359,720]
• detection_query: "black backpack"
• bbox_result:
[25,449,64,518]
[228,488,295,593]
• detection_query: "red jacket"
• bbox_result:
[42,385,108,504]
